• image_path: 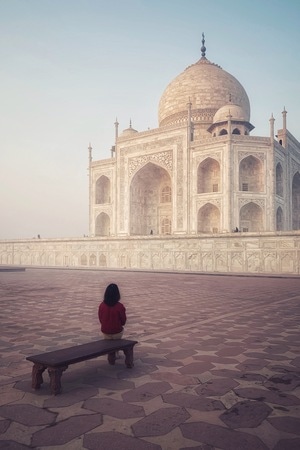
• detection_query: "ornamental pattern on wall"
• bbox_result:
[128,151,173,177]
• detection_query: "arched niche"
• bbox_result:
[276,206,284,231]
[197,158,220,194]
[96,175,110,204]
[276,163,283,197]
[95,212,110,236]
[239,155,263,192]
[197,203,220,233]
[292,172,300,230]
[240,202,263,232]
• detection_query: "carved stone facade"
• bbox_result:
[0,233,299,275]
[89,43,300,239]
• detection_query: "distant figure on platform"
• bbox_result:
[234,227,239,233]
[37,234,41,239]
[150,229,153,235]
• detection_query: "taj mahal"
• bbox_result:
[89,35,300,238]
[1,36,300,274]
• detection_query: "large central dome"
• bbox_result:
[158,42,250,128]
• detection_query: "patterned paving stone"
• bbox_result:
[195,378,239,396]
[273,438,300,450]
[0,404,56,426]
[150,371,200,386]
[132,406,190,437]
[0,442,32,449]
[1,270,300,450]
[267,416,300,435]
[220,400,272,428]
[236,358,268,371]
[31,413,102,446]
[178,362,214,375]
[83,397,145,419]
[122,381,171,402]
[162,392,225,411]
[234,387,300,406]
[43,386,99,408]
[264,373,300,392]
[180,421,269,449]
[84,431,162,450]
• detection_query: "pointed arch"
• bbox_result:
[95,212,110,236]
[240,202,263,232]
[130,162,172,236]
[232,128,241,135]
[197,203,220,233]
[276,206,284,231]
[219,129,228,135]
[292,172,300,230]
[276,163,283,197]
[96,175,110,204]
[239,155,263,192]
[197,158,220,194]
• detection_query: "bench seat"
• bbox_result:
[26,339,138,395]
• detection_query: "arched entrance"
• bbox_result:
[130,162,172,235]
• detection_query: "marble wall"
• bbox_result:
[1,232,299,275]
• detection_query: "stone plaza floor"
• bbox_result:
[0,267,300,450]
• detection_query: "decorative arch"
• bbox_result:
[292,171,300,230]
[96,175,110,204]
[239,155,263,192]
[89,254,97,266]
[197,203,220,233]
[276,206,284,231]
[130,162,172,236]
[276,163,283,197]
[95,212,110,236]
[232,128,241,135]
[80,254,87,265]
[197,158,220,194]
[219,129,228,135]
[240,202,263,232]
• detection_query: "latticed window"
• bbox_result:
[242,183,248,191]
[213,184,218,192]
[161,186,171,203]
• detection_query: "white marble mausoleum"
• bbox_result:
[89,35,300,238]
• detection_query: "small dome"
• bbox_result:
[120,121,138,137]
[213,104,249,124]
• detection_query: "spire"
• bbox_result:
[282,107,287,130]
[88,142,92,164]
[201,32,206,59]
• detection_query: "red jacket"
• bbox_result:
[98,301,126,334]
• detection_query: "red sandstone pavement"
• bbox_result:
[0,267,299,450]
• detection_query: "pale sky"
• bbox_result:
[0,0,299,239]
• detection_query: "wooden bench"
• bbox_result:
[26,339,138,395]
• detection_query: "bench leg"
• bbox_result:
[123,346,134,368]
[107,352,116,365]
[32,363,46,389]
[48,366,68,395]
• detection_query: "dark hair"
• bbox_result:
[104,283,120,306]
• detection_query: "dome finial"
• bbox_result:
[201,32,206,58]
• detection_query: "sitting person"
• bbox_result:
[98,283,126,363]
